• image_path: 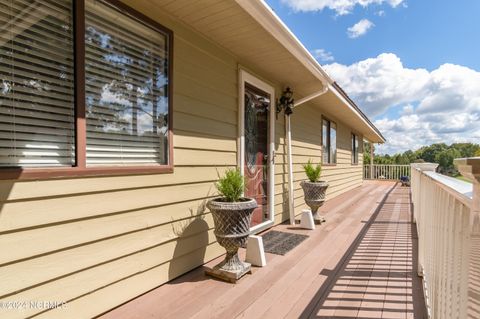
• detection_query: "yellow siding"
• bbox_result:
[280,103,365,223]
[0,1,364,318]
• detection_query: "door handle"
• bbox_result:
[264,152,275,163]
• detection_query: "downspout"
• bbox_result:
[286,85,329,225]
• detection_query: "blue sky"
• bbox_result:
[265,0,480,154]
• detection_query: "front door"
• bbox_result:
[244,84,270,227]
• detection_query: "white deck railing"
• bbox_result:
[363,164,410,180]
[411,159,480,319]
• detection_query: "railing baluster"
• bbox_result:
[363,164,412,181]
[410,159,480,319]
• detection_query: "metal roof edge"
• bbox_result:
[236,0,386,143]
[331,82,386,143]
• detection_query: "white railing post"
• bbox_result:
[370,143,374,178]
[411,162,439,278]
[455,158,480,319]
[411,162,439,173]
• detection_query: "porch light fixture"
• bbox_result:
[277,87,294,116]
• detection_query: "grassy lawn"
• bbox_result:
[455,175,472,183]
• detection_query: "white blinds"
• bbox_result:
[85,0,169,167]
[0,0,75,167]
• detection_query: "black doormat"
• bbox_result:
[260,230,308,256]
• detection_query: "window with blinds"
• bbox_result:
[352,133,359,164]
[0,0,75,167]
[84,0,170,166]
[322,118,337,164]
[331,121,337,163]
[322,119,329,164]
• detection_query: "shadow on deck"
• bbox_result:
[100,181,427,319]
[300,183,427,319]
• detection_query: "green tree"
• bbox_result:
[451,143,480,158]
[435,148,461,174]
[403,150,417,163]
[418,143,448,163]
[363,142,371,164]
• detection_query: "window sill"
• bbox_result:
[0,165,174,181]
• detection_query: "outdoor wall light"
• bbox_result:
[277,87,294,116]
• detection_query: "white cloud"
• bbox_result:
[323,53,480,154]
[373,113,480,154]
[312,48,334,62]
[401,104,414,115]
[375,10,386,16]
[281,0,404,15]
[347,19,375,38]
[100,84,132,107]
[324,53,430,115]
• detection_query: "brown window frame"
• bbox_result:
[322,116,337,166]
[351,133,359,165]
[0,0,174,180]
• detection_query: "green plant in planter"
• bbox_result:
[215,168,245,202]
[207,168,256,282]
[301,159,328,223]
[303,159,322,182]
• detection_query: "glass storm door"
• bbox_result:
[244,84,270,227]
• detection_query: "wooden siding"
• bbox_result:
[285,103,364,222]
[0,2,364,318]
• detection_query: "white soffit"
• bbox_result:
[131,0,385,143]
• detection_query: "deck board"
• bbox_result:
[100,181,427,319]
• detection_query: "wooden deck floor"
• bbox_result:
[100,181,427,319]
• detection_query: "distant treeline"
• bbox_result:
[364,143,480,176]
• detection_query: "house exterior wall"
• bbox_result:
[0,2,363,318]
[287,104,364,222]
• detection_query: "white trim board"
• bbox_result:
[238,68,275,234]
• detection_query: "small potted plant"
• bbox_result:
[206,168,257,282]
[300,159,329,223]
